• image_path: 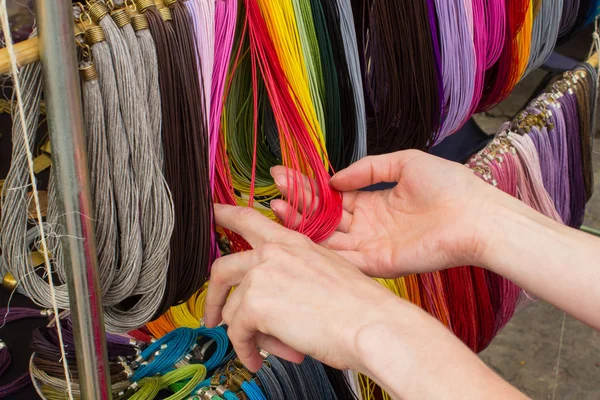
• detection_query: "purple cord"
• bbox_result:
[558,0,580,39]
[0,307,47,325]
[0,373,31,398]
[0,342,33,398]
[528,125,558,203]
[432,0,476,144]
[426,0,445,143]
[547,98,571,223]
[559,91,586,228]
[0,344,9,377]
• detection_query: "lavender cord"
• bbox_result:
[558,0,580,39]
[433,0,476,144]
[547,98,572,223]
[559,91,586,228]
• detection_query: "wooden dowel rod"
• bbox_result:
[0,36,39,75]
[0,35,597,75]
[587,52,598,68]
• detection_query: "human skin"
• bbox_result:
[205,150,599,399]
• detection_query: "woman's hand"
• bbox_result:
[271,150,501,278]
[204,204,527,400]
[204,204,400,373]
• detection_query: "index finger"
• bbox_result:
[214,204,290,247]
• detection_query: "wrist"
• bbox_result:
[473,185,533,270]
[352,297,526,399]
[477,188,561,274]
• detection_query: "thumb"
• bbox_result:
[330,150,424,191]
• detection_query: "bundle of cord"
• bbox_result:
[477,0,533,111]
[29,315,144,400]
[214,0,344,250]
[0,2,178,333]
[351,0,443,153]
[74,0,176,330]
[136,319,358,399]
[337,63,598,399]
[145,282,210,338]
[181,353,355,400]
[133,0,214,318]
[0,307,50,397]
[525,0,564,75]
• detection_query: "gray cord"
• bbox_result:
[88,29,144,308]
[525,0,564,75]
[303,357,337,400]
[0,61,43,281]
[0,61,76,308]
[133,26,163,163]
[256,362,285,400]
[336,0,366,162]
[80,61,119,297]
[95,10,172,331]
[265,355,298,400]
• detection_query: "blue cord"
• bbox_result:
[194,326,228,372]
[241,380,267,400]
[132,328,196,381]
[223,390,239,400]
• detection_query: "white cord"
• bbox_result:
[0,3,74,398]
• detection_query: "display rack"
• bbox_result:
[0,1,597,399]
[33,1,111,398]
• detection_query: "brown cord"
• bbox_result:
[352,0,442,154]
[143,2,212,317]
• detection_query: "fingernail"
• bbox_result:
[274,173,287,188]
[270,167,274,176]
[270,200,279,213]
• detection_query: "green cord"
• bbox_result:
[161,364,207,400]
[581,225,600,237]
[129,377,162,400]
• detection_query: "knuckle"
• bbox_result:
[245,266,266,285]
[209,260,224,283]
[233,206,259,221]
[222,303,234,325]
[258,243,280,258]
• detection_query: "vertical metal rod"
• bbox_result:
[35,1,112,399]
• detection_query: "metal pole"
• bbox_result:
[35,1,112,399]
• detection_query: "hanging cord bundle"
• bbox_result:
[78,7,144,311]
[135,0,213,317]
[468,0,488,117]
[525,0,564,75]
[125,0,164,163]
[432,0,476,143]
[309,0,347,170]
[478,0,532,111]
[30,314,145,399]
[215,0,343,249]
[333,0,366,163]
[0,57,71,305]
[558,0,581,40]
[0,7,75,397]
[0,307,50,397]
[354,0,442,153]
[78,49,119,299]
[484,0,507,68]
[84,0,174,330]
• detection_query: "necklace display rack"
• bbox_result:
[0,1,599,399]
